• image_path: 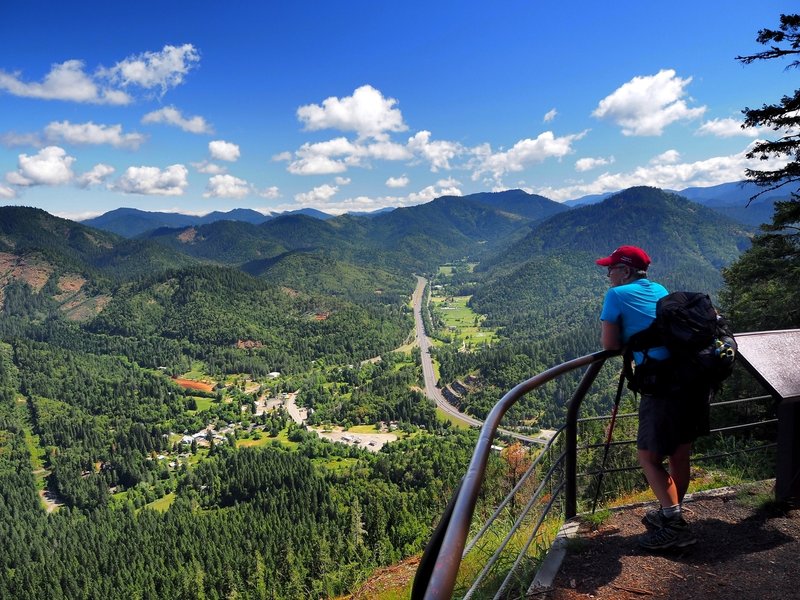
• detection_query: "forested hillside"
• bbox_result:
[0,206,197,286]
[88,265,411,373]
[141,193,541,277]
[0,185,764,598]
[433,187,753,424]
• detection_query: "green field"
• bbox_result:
[430,295,499,348]
[437,262,477,276]
[237,428,300,450]
[147,493,176,513]
[190,396,216,412]
[435,406,472,429]
[438,265,455,276]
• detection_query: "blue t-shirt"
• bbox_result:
[600,278,670,362]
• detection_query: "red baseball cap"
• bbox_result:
[595,245,651,270]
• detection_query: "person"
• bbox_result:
[597,245,701,550]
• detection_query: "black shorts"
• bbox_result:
[637,387,711,456]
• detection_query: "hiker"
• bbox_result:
[597,245,705,550]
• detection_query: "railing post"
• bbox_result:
[735,330,800,502]
[565,360,608,518]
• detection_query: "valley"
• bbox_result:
[0,185,785,599]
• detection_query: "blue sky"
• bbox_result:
[0,1,797,219]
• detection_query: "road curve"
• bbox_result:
[412,276,542,444]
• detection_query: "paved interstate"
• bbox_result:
[412,276,543,444]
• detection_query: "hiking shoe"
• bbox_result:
[638,517,696,550]
[642,508,665,530]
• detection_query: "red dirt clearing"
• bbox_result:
[172,378,215,392]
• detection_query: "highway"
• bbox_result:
[412,276,483,428]
[411,276,544,444]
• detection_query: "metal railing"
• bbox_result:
[412,349,617,599]
[412,350,778,599]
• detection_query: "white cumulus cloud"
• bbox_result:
[535,140,787,201]
[273,178,463,216]
[297,84,407,140]
[407,131,464,172]
[543,108,558,123]
[294,184,339,206]
[287,154,348,175]
[592,69,706,136]
[77,163,115,188]
[6,146,75,186]
[114,164,188,196]
[0,60,130,105]
[142,106,212,134]
[386,175,409,188]
[191,161,226,174]
[696,117,759,138]
[203,174,250,199]
[334,177,351,185]
[575,156,615,172]
[471,130,587,181]
[650,150,681,165]
[101,44,200,94]
[44,120,146,149]
[209,140,240,162]
[286,137,407,175]
[259,186,280,199]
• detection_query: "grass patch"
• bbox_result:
[452,514,562,598]
[430,295,500,349]
[147,492,176,513]
[183,361,207,379]
[392,342,416,355]
[733,480,779,511]
[580,508,612,529]
[348,424,382,434]
[186,448,210,466]
[436,407,473,429]
[236,428,299,451]
[190,396,215,412]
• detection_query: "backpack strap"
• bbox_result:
[626,322,662,352]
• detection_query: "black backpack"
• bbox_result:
[625,292,737,393]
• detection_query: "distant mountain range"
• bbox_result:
[81,180,783,240]
[81,206,334,238]
[0,185,765,328]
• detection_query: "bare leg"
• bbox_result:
[638,449,680,508]
[668,442,692,503]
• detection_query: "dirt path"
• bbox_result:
[38,487,63,513]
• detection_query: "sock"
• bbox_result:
[661,504,681,519]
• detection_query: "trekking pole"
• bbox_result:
[591,368,626,514]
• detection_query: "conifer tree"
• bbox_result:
[722,14,800,329]
[738,13,800,230]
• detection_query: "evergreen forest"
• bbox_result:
[0,172,796,598]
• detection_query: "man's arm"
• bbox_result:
[601,320,622,350]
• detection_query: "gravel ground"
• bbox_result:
[540,481,800,600]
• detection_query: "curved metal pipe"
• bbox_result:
[418,349,618,600]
